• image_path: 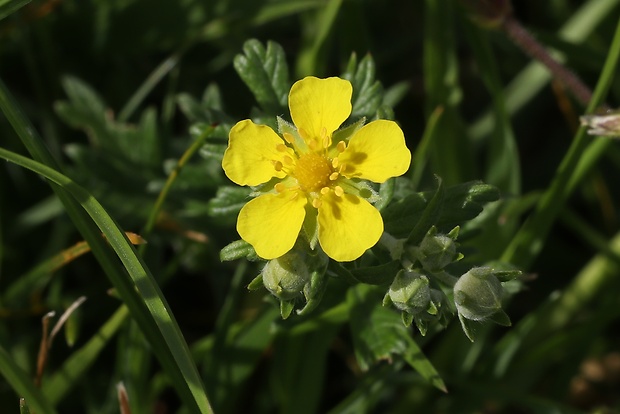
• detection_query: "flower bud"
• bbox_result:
[453,266,503,321]
[386,270,431,315]
[415,227,460,272]
[580,111,620,137]
[261,251,310,301]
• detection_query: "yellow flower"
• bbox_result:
[222,76,411,262]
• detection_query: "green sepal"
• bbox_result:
[494,270,522,282]
[280,300,295,320]
[297,270,328,316]
[233,39,289,115]
[414,317,428,336]
[488,309,511,327]
[220,240,259,262]
[247,274,264,291]
[458,312,477,342]
[401,311,414,327]
[331,116,366,145]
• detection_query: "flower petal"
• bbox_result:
[289,77,352,145]
[223,119,295,186]
[237,191,307,260]
[338,120,411,183]
[317,192,383,261]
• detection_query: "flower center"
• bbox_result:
[294,153,333,192]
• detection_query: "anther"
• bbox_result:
[334,186,344,197]
[274,183,286,193]
[283,156,294,165]
[276,144,288,152]
[336,141,346,153]
[274,161,283,171]
[329,172,339,181]
[320,187,330,195]
[312,199,322,209]
[332,158,339,168]
[320,127,329,148]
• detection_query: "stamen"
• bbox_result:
[312,198,322,209]
[336,141,346,153]
[290,192,299,201]
[334,186,344,197]
[329,172,339,181]
[274,183,286,193]
[332,158,339,169]
[320,127,329,148]
[276,144,288,152]
[320,187,330,195]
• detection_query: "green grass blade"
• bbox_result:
[423,0,476,184]
[295,0,343,76]
[117,53,180,123]
[0,145,213,413]
[463,20,521,194]
[0,0,30,21]
[0,75,212,412]
[43,306,130,405]
[410,106,444,190]
[0,344,58,414]
[501,16,620,269]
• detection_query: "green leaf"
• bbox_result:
[206,186,252,218]
[407,177,444,244]
[350,284,445,391]
[220,239,259,262]
[233,39,289,114]
[348,284,408,371]
[341,53,384,118]
[401,333,447,392]
[383,180,500,239]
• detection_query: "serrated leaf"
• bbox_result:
[220,240,259,262]
[401,332,447,392]
[207,186,252,218]
[383,180,500,238]
[342,54,384,118]
[233,39,289,114]
[348,284,408,371]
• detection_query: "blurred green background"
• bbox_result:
[1,0,620,413]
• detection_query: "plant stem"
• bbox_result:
[501,14,603,109]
